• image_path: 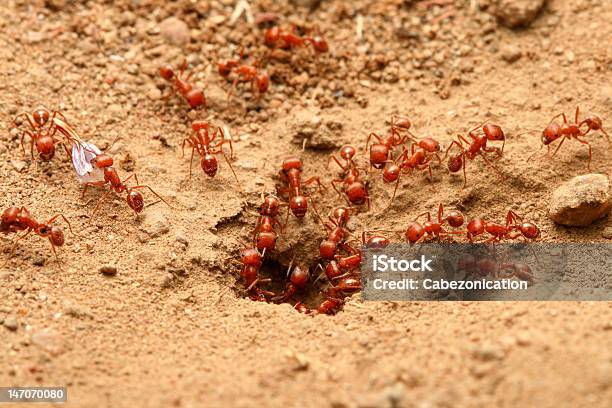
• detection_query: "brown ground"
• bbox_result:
[1,0,611,407]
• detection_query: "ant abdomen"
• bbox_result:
[290,196,308,217]
[186,89,205,109]
[127,191,144,213]
[50,227,65,246]
[447,154,463,173]
[201,154,218,177]
[36,136,56,160]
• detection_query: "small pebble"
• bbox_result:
[159,17,190,46]
[602,227,612,239]
[3,316,18,331]
[32,255,45,266]
[493,0,547,29]
[99,265,118,276]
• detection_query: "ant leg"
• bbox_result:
[20,130,33,157]
[551,136,567,157]
[47,237,63,269]
[309,198,331,232]
[3,229,33,265]
[575,106,580,124]
[461,154,467,188]
[443,139,465,160]
[220,149,244,194]
[91,189,114,217]
[303,176,325,193]
[328,154,347,171]
[575,137,592,170]
[364,132,384,153]
[46,213,74,235]
[227,77,240,101]
[14,112,36,130]
[414,211,432,222]
[388,172,402,208]
[478,152,505,180]
[130,185,172,208]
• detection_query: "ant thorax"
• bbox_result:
[71,141,105,184]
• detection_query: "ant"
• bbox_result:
[12,107,71,162]
[182,120,241,190]
[457,254,534,283]
[1,206,72,265]
[218,50,270,100]
[274,264,309,303]
[239,247,275,302]
[329,146,369,208]
[278,156,323,219]
[82,153,170,215]
[311,203,353,261]
[159,60,206,109]
[466,210,540,242]
[445,123,506,187]
[317,276,361,315]
[389,204,464,244]
[365,116,414,170]
[322,232,390,281]
[264,26,328,54]
[382,137,442,204]
[253,195,283,252]
[540,106,609,169]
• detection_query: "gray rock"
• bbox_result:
[602,226,612,239]
[548,174,611,227]
[32,256,45,266]
[493,0,547,28]
[142,213,171,238]
[159,17,190,46]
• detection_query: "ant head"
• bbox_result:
[201,154,218,177]
[391,116,411,131]
[32,108,50,126]
[127,190,144,213]
[282,156,302,171]
[262,195,281,214]
[50,226,65,247]
[331,206,350,223]
[584,114,603,131]
[369,144,389,169]
[542,123,561,145]
[340,145,356,161]
[311,36,328,53]
[483,124,505,142]
[217,61,232,77]
[289,265,309,287]
[1,207,19,225]
[256,73,270,93]
[290,196,308,218]
[159,65,175,80]
[382,163,401,183]
[405,221,425,244]
[240,247,262,266]
[447,153,463,173]
[519,222,540,239]
[446,210,465,228]
[264,26,281,46]
[192,120,210,132]
[365,236,390,249]
[36,135,56,161]
[419,137,440,152]
[467,218,486,235]
[92,154,113,169]
[319,240,337,260]
[186,89,205,109]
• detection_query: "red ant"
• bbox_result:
[12,107,70,162]
[445,123,506,187]
[294,275,361,315]
[218,51,269,100]
[182,121,241,190]
[540,106,609,169]
[311,203,353,260]
[457,254,534,283]
[239,247,275,302]
[1,206,72,264]
[329,146,370,208]
[82,153,170,215]
[388,204,464,244]
[264,26,328,53]
[365,116,414,170]
[253,195,283,252]
[278,156,323,218]
[159,60,206,109]
[274,264,309,303]
[466,210,540,242]
[382,137,442,204]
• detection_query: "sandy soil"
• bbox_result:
[1,0,611,407]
